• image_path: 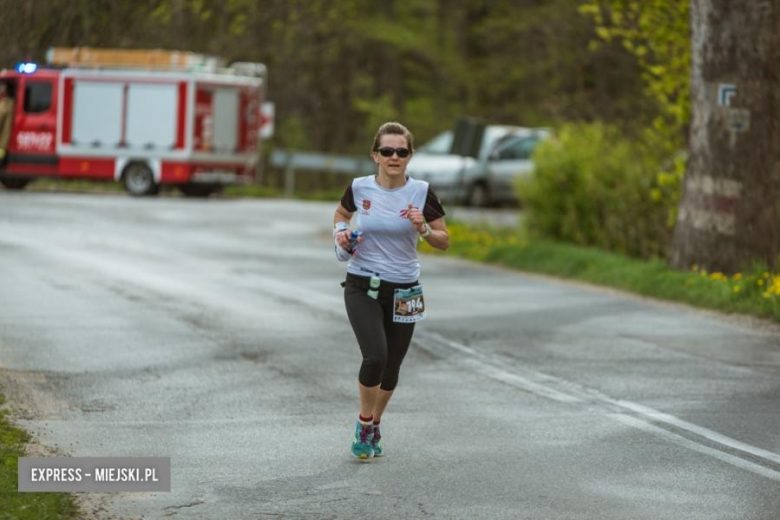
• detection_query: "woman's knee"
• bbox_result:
[379,367,400,391]
[359,355,387,387]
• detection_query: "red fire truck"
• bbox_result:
[0,48,266,196]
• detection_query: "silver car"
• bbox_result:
[408,125,550,207]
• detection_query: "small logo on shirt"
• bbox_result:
[363,200,371,210]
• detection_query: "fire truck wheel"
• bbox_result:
[122,162,159,196]
[0,178,32,190]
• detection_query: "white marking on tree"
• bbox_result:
[686,175,742,197]
[678,207,736,236]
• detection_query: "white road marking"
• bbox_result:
[418,331,581,404]
[611,414,780,482]
[610,400,780,467]
[418,331,780,481]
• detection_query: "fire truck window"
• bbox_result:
[24,82,52,113]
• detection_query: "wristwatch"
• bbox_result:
[419,223,432,238]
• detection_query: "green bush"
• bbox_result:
[519,122,682,259]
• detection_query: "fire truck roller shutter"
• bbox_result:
[118,158,161,196]
[72,82,123,148]
[212,89,238,153]
[126,84,177,150]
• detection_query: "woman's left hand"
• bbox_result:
[406,204,426,233]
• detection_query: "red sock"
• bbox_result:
[373,420,380,426]
[359,415,373,424]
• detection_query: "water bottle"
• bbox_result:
[367,275,380,299]
[348,230,362,254]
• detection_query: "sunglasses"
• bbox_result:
[377,147,411,158]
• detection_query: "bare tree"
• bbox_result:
[671,0,780,273]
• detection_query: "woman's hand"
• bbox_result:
[335,230,351,250]
[406,203,426,233]
[335,229,362,250]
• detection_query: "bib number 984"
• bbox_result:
[393,285,426,323]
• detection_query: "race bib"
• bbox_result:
[393,285,426,323]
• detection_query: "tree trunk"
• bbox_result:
[670,0,780,273]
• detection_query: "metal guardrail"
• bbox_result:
[270,149,374,195]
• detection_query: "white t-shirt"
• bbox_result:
[340,175,446,283]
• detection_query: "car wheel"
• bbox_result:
[467,182,490,207]
[0,178,32,190]
[122,162,159,196]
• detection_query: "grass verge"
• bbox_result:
[28,179,125,194]
[0,393,80,519]
[421,222,780,323]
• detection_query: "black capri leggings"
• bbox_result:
[343,273,417,391]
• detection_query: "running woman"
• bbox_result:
[333,122,449,459]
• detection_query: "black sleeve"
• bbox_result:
[423,186,446,221]
[340,183,357,212]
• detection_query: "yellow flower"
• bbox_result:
[763,292,771,299]
[733,273,742,281]
[763,272,770,279]
[733,285,741,293]
[757,279,765,286]
[692,264,699,272]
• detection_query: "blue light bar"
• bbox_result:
[15,62,38,74]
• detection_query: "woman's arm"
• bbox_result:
[406,204,449,251]
[333,204,356,250]
[334,204,353,226]
[421,217,449,251]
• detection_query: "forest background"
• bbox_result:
[0,0,681,155]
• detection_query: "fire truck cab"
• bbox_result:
[0,48,266,196]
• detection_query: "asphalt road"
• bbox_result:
[1,192,779,520]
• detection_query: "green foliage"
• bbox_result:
[580,0,690,147]
[352,94,399,149]
[520,123,681,259]
[0,0,655,152]
[520,2,689,263]
[276,115,314,151]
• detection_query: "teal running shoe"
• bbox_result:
[371,425,383,457]
[351,421,374,459]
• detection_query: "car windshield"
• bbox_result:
[418,131,453,154]
[481,127,526,154]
